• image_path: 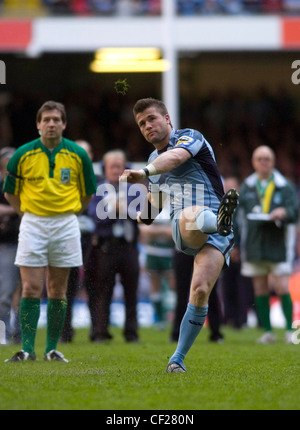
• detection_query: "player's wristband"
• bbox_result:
[139,163,157,178]
[139,216,154,225]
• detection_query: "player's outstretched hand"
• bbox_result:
[119,169,144,183]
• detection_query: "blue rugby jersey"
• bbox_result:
[147,128,224,219]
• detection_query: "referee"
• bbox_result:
[4,101,97,362]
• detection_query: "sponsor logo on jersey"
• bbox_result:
[175,136,194,147]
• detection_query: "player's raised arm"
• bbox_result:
[120,147,191,183]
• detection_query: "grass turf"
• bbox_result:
[0,326,299,410]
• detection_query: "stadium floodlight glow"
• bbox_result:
[89,47,170,73]
[90,59,170,73]
[96,47,160,61]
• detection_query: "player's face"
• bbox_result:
[37,109,66,143]
[136,107,171,148]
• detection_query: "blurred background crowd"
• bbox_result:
[0,0,299,17]
[0,83,299,186]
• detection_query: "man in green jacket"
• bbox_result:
[236,145,299,344]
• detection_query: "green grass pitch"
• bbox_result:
[0,326,299,411]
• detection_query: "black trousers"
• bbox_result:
[61,233,93,341]
[85,239,140,341]
[221,262,254,328]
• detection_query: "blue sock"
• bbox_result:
[195,209,217,233]
[169,303,208,367]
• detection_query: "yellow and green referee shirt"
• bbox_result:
[3,137,97,216]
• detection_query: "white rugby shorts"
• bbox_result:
[15,212,82,268]
[241,260,293,277]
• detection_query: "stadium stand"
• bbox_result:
[1,0,300,17]
[0,0,161,16]
[1,0,48,17]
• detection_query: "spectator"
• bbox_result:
[86,149,142,343]
[139,204,175,329]
[242,0,262,13]
[282,0,300,14]
[236,145,299,344]
[218,0,244,14]
[220,176,255,329]
[146,0,161,15]
[201,0,222,14]
[42,0,73,15]
[177,0,202,15]
[60,140,97,343]
[0,147,21,343]
[116,0,134,15]
[89,0,117,14]
[128,0,149,14]
[261,0,283,14]
[71,0,93,14]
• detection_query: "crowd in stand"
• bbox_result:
[41,0,161,16]
[177,0,300,15]
[0,0,299,16]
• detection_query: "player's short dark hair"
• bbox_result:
[36,101,67,123]
[133,98,169,120]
